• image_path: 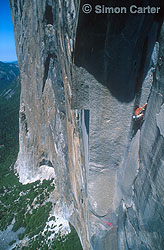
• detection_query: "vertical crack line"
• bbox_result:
[42,53,57,93]
[138,129,141,166]
[123,214,131,250]
[42,55,51,93]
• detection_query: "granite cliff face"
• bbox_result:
[10,0,164,249]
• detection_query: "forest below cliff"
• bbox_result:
[0,62,82,250]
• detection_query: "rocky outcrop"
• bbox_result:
[120,23,164,250]
[10,0,164,249]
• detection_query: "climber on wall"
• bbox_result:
[133,103,147,121]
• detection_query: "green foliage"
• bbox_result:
[0,72,20,189]
[24,202,52,237]
[49,216,56,221]
[13,210,25,232]
[18,233,24,240]
[0,64,83,250]
[0,61,19,90]
[9,239,16,246]
[51,224,83,250]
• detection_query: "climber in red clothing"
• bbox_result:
[133,103,147,120]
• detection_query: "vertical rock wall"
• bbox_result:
[10,0,164,249]
[9,0,90,249]
[118,23,164,250]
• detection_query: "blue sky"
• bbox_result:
[0,0,17,62]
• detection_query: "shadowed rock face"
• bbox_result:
[75,0,162,102]
[10,0,164,249]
